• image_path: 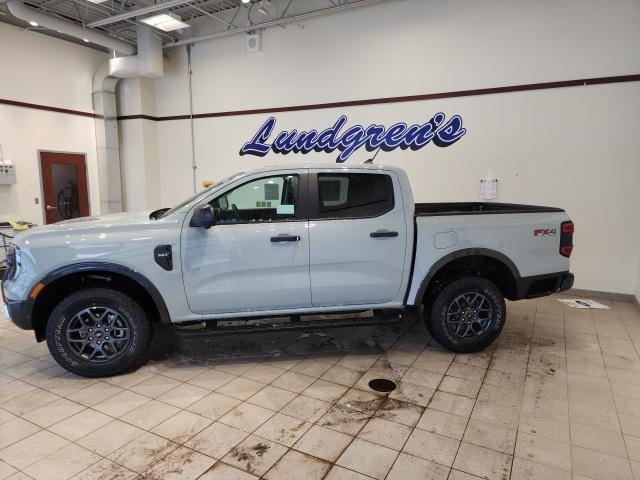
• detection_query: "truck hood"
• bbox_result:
[11,211,166,248]
[37,211,153,230]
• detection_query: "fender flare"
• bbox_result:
[29,262,171,329]
[412,248,521,304]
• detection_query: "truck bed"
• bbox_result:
[415,202,565,216]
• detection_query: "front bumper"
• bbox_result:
[1,276,32,330]
[3,298,32,330]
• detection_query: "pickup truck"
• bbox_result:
[2,164,574,377]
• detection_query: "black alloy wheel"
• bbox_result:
[425,277,505,353]
[65,306,132,362]
[46,288,151,377]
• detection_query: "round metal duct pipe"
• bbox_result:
[6,0,135,55]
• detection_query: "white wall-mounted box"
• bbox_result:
[0,164,17,184]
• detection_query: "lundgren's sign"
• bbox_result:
[240,113,466,163]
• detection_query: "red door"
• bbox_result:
[40,152,90,224]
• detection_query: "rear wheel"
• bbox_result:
[425,277,505,352]
[45,288,151,377]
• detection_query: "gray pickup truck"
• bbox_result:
[2,164,574,377]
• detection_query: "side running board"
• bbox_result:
[172,310,413,338]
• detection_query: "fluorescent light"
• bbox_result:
[86,0,109,3]
[241,0,250,3]
[141,12,190,32]
[29,20,38,27]
[83,38,90,43]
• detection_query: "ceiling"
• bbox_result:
[0,0,380,52]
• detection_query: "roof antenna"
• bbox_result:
[362,147,381,164]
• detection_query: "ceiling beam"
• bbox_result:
[87,0,197,28]
[164,0,390,48]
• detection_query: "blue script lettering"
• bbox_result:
[239,113,466,162]
[434,115,466,147]
[241,117,275,157]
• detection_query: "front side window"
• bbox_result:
[317,173,394,219]
[212,174,299,224]
[159,171,244,219]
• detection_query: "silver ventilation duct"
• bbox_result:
[6,0,135,55]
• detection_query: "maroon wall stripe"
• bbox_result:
[0,98,101,119]
[116,114,158,121]
[1,74,638,121]
[145,74,640,122]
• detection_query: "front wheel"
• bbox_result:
[425,277,505,353]
[45,288,151,377]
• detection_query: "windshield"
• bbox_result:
[159,172,245,218]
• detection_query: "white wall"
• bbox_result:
[0,23,107,224]
[0,2,636,295]
[131,0,640,294]
[151,82,640,295]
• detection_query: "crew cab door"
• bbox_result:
[308,170,408,306]
[181,171,311,314]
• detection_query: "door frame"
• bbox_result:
[306,168,411,308]
[181,168,312,315]
[38,150,91,224]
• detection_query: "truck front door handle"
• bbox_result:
[270,235,301,242]
[370,230,398,238]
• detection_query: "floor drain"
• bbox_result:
[368,378,397,393]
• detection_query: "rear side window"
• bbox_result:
[316,173,394,219]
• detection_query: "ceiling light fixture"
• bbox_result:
[83,38,90,42]
[86,0,109,3]
[140,12,190,32]
[241,0,251,3]
[258,0,269,14]
[28,20,38,26]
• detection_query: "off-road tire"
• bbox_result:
[45,288,151,377]
[426,277,505,352]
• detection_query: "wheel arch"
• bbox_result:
[28,262,171,341]
[413,248,521,304]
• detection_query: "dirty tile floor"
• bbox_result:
[1,294,640,480]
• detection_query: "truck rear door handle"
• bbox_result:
[370,230,398,238]
[270,235,301,242]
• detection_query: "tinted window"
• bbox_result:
[317,173,394,219]
[212,175,299,224]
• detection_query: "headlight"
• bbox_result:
[3,245,20,280]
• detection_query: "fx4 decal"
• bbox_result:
[533,228,557,237]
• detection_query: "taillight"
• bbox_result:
[560,245,573,257]
[560,220,574,257]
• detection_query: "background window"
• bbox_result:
[213,175,299,224]
[317,173,394,219]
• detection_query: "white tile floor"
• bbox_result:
[1,294,640,479]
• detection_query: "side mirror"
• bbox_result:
[190,204,216,229]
